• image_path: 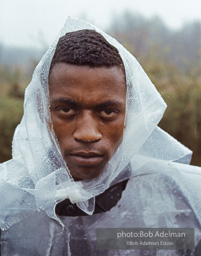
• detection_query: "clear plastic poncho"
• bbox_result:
[0,18,201,256]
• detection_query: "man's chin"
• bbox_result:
[68,165,105,181]
[64,155,108,181]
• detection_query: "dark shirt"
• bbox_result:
[56,179,128,216]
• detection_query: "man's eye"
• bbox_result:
[103,110,114,115]
[55,107,76,115]
[99,109,119,118]
[57,107,70,112]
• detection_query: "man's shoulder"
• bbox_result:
[127,158,201,226]
[129,157,201,182]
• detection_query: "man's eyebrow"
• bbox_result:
[50,98,79,107]
[50,98,123,108]
[96,100,123,108]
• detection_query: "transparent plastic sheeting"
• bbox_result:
[2,159,201,255]
[0,18,201,255]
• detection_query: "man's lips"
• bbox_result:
[68,151,104,167]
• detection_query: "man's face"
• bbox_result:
[49,63,126,180]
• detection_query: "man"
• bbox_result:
[0,18,201,255]
[49,29,126,182]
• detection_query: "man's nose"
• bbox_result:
[73,112,102,143]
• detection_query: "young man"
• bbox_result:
[0,18,201,255]
[49,29,126,182]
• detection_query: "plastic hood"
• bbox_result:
[0,17,192,230]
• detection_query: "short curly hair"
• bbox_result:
[49,29,124,73]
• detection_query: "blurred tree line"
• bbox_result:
[108,12,201,166]
[0,12,201,166]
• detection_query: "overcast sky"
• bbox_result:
[0,0,201,48]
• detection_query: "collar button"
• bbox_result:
[66,204,75,214]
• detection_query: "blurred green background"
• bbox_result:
[0,12,200,166]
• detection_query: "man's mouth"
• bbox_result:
[69,151,104,167]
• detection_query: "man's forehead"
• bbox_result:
[49,63,126,89]
[48,63,126,110]
[50,97,125,108]
[49,63,125,81]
